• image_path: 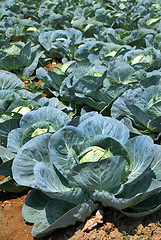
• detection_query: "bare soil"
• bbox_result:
[43,60,59,71]
[1,178,161,240]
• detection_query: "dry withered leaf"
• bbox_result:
[82,209,104,232]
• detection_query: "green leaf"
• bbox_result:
[125,135,154,184]
[86,135,129,161]
[12,133,52,188]
[23,51,44,77]
[93,178,161,210]
[68,157,126,192]
[34,162,86,204]
[149,116,161,132]
[36,67,64,91]
[122,191,161,217]
[0,117,20,147]
[0,176,27,193]
[147,102,161,119]
[32,200,98,238]
[121,118,141,135]
[0,70,23,90]
[7,128,24,153]
[150,145,161,180]
[111,88,144,119]
[107,61,135,83]
[49,126,87,177]
[0,146,16,162]
[78,115,129,144]
[20,106,70,129]
[126,104,151,127]
[0,160,13,176]
[22,189,52,224]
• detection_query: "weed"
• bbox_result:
[122,230,130,240]
[27,81,41,93]
[1,229,7,240]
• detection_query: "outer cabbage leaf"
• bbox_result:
[22,50,44,78]
[77,115,129,144]
[0,145,15,162]
[22,189,52,224]
[36,67,64,92]
[20,106,70,129]
[0,90,19,111]
[93,177,161,211]
[111,86,161,136]
[0,159,13,176]
[122,191,161,217]
[125,135,154,184]
[0,145,24,193]
[67,157,126,192]
[0,112,21,147]
[32,200,98,238]
[7,128,24,153]
[0,70,23,90]
[111,88,144,119]
[106,61,135,84]
[12,133,52,188]
[0,42,43,77]
[123,47,161,70]
[7,107,70,151]
[0,176,27,193]
[34,162,87,205]
[150,145,161,180]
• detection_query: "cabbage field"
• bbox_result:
[1,0,161,238]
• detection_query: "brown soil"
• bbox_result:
[0,190,33,240]
[43,60,60,72]
[1,178,161,240]
[23,60,60,98]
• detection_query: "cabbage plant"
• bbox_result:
[39,28,82,60]
[7,106,71,153]
[111,85,161,138]
[123,47,161,71]
[0,42,43,78]
[12,113,161,238]
[0,106,70,192]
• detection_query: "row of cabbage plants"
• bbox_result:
[1,0,161,238]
